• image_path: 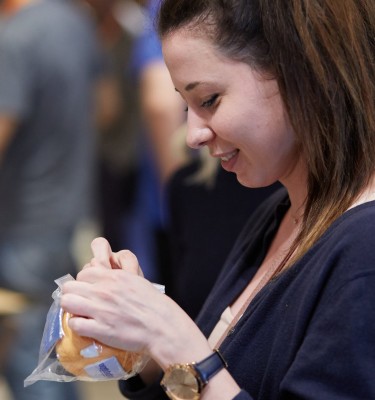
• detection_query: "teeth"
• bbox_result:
[221,150,238,162]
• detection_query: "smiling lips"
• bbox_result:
[218,149,239,162]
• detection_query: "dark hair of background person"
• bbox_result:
[157,0,375,274]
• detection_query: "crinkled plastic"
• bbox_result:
[25,274,164,387]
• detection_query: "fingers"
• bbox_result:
[61,270,120,315]
[90,237,113,269]
[68,315,101,339]
[82,237,142,275]
[75,265,110,284]
[60,290,93,317]
[114,250,143,276]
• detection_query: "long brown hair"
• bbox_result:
[158,0,375,269]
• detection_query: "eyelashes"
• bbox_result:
[184,94,219,112]
[201,94,219,108]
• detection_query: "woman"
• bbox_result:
[61,0,375,399]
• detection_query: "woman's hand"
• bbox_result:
[81,236,143,275]
[60,238,211,369]
[61,266,166,353]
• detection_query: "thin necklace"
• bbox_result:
[215,216,301,349]
[290,208,303,225]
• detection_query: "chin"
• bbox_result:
[235,172,276,189]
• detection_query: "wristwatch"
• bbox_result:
[160,349,228,400]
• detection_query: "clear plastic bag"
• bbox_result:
[25,274,163,386]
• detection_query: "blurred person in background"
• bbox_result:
[125,0,186,282]
[81,0,182,281]
[83,0,145,252]
[135,0,186,185]
[0,0,103,398]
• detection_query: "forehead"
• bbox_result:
[162,30,239,86]
[162,30,217,64]
[162,29,272,100]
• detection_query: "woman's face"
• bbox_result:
[162,30,302,188]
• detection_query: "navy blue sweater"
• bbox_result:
[120,189,375,399]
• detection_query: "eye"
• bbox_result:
[201,94,219,109]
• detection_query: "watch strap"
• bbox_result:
[194,349,228,385]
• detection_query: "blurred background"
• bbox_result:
[0,0,170,398]
[0,379,125,400]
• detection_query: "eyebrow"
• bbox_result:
[174,81,204,94]
[185,81,202,91]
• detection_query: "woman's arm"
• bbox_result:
[60,238,242,399]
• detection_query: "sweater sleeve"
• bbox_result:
[233,390,255,399]
[119,375,257,399]
[280,273,375,399]
[118,374,168,399]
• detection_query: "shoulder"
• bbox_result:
[323,201,375,258]
[307,204,375,334]
[301,201,375,298]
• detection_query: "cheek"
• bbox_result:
[239,120,297,175]
[211,109,250,143]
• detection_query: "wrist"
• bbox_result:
[160,349,229,400]
[147,302,212,370]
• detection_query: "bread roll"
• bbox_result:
[56,312,136,377]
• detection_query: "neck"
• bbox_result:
[280,157,308,226]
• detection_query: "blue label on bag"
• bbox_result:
[84,356,126,380]
[40,304,63,356]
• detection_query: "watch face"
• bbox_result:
[161,365,200,400]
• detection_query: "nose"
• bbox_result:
[186,111,214,149]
